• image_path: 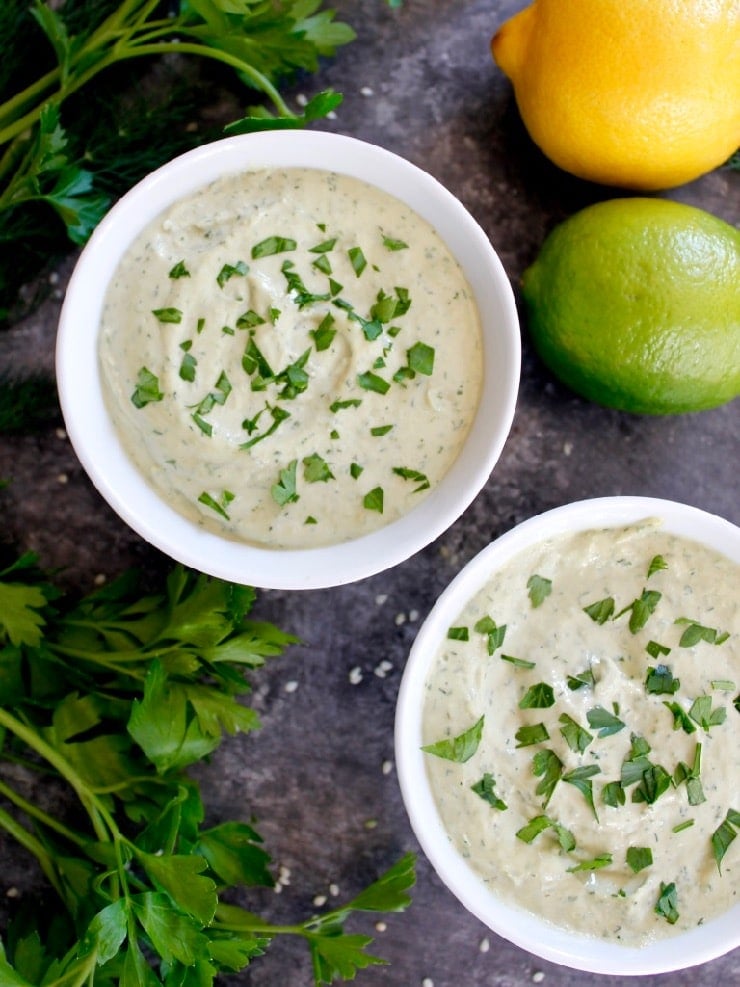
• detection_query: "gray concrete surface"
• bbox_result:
[1,2,738,985]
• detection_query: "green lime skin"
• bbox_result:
[521,197,740,414]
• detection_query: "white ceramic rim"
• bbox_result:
[55,131,520,590]
[395,496,740,975]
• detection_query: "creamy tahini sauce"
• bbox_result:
[422,522,739,945]
[98,168,482,548]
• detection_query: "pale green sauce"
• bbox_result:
[98,168,483,548]
[423,521,739,945]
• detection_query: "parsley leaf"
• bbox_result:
[527,574,552,608]
[421,715,485,763]
[471,772,507,810]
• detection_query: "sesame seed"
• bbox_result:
[375,921,387,932]
[394,612,407,626]
[375,593,388,606]
[313,894,327,907]
[284,680,298,693]
[5,887,19,899]
[349,666,363,685]
[532,973,545,984]
[329,883,340,897]
[479,937,490,953]
[55,427,67,440]
[296,93,308,106]
[409,609,419,622]
[56,473,68,484]
[422,978,434,987]
[360,86,374,96]
[382,759,393,776]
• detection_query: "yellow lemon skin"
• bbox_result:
[492,0,740,190]
[521,198,740,414]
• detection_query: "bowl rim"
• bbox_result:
[55,130,520,590]
[394,495,740,975]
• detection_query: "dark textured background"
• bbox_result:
[1,2,738,984]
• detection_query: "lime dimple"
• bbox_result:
[521,198,740,414]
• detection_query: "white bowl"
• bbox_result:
[395,496,740,975]
[56,131,520,590]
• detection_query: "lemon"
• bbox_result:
[491,0,740,190]
[521,198,740,414]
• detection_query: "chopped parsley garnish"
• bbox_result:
[370,425,393,437]
[302,453,334,484]
[130,367,164,408]
[688,694,726,731]
[271,460,299,506]
[563,765,601,818]
[645,664,680,695]
[663,700,697,734]
[515,723,549,748]
[532,749,563,807]
[216,260,248,287]
[655,882,679,924]
[197,489,234,520]
[311,313,336,351]
[672,819,695,834]
[620,734,671,804]
[626,846,653,874]
[602,781,626,808]
[421,715,485,763]
[251,236,296,258]
[349,462,364,479]
[236,308,265,328]
[568,853,612,873]
[559,714,593,754]
[347,245,367,277]
[586,706,625,737]
[647,554,668,577]
[471,773,507,810]
[675,618,730,648]
[363,487,384,513]
[168,260,190,279]
[447,626,469,641]
[500,654,536,670]
[239,405,291,450]
[647,640,671,659]
[567,667,596,690]
[357,371,390,395]
[309,237,337,254]
[527,574,552,608]
[474,616,506,654]
[392,467,430,492]
[519,682,556,709]
[516,814,574,851]
[583,597,615,624]
[615,589,662,633]
[674,743,706,806]
[330,398,362,413]
[178,351,197,382]
[151,306,182,324]
[407,341,435,376]
[711,808,740,872]
[382,234,409,251]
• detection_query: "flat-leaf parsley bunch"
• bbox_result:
[0,554,415,984]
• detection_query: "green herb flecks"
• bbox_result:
[347,246,367,277]
[152,306,182,323]
[240,405,291,450]
[474,616,507,655]
[645,664,680,695]
[217,260,248,287]
[303,453,334,484]
[271,460,299,506]
[615,589,662,633]
[527,574,552,608]
[620,734,671,805]
[586,705,626,737]
[675,618,730,648]
[515,723,549,748]
[532,749,563,808]
[583,597,615,624]
[711,808,740,872]
[447,626,469,642]
[559,713,593,754]
[568,853,612,873]
[519,682,556,709]
[252,236,297,259]
[421,715,485,764]
[169,260,190,279]
[674,743,706,807]
[563,764,601,819]
[198,489,235,521]
[131,366,164,408]
[471,773,507,810]
[392,466,430,492]
[655,882,680,924]
[363,487,384,514]
[516,814,575,851]
[626,846,653,873]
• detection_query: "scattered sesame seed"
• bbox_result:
[94,573,107,586]
[563,441,574,456]
[329,883,340,897]
[479,937,490,953]
[55,427,67,440]
[277,865,291,885]
[5,887,19,899]
[409,609,419,622]
[394,612,407,626]
[49,271,59,285]
[296,93,308,106]
[375,921,387,932]
[360,86,374,96]
[349,666,363,685]
[56,473,68,484]
[422,978,434,987]
[327,110,337,120]
[284,680,298,693]
[532,973,545,983]
[313,894,327,907]
[375,593,388,606]
[382,759,393,776]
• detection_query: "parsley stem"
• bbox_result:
[0,777,87,849]
[0,803,64,900]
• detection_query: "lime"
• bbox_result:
[521,198,740,414]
